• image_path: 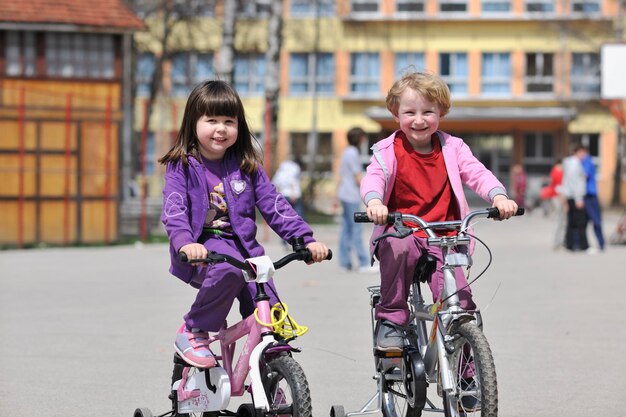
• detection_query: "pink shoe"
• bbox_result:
[174,324,216,368]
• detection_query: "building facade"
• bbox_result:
[0,0,144,246]
[135,0,626,214]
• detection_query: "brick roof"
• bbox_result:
[0,0,145,31]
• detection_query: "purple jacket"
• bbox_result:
[360,130,508,254]
[161,154,315,284]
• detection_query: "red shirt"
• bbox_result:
[388,132,459,237]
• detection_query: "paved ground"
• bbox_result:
[1,208,625,417]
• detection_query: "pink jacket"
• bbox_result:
[360,130,508,253]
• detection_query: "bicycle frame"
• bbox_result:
[208,286,275,403]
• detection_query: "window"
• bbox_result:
[525,53,553,93]
[397,0,424,13]
[239,0,272,17]
[571,0,600,12]
[350,53,380,95]
[5,31,36,77]
[481,53,511,96]
[234,54,266,96]
[440,53,468,96]
[135,53,155,97]
[173,0,215,17]
[395,52,425,78]
[170,52,213,97]
[290,0,335,17]
[289,53,335,95]
[571,53,600,95]
[524,132,554,174]
[482,0,511,12]
[525,0,554,12]
[440,0,468,12]
[351,0,379,13]
[46,33,114,78]
[290,132,333,174]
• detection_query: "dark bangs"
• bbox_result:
[195,82,242,119]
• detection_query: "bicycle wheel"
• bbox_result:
[261,354,312,417]
[380,353,423,417]
[442,321,497,417]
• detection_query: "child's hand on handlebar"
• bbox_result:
[366,199,389,225]
[306,241,330,264]
[491,195,519,220]
[179,243,208,265]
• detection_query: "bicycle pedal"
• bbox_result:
[374,349,403,358]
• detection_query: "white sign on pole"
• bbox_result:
[601,43,626,100]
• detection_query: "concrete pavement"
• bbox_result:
[1,208,625,417]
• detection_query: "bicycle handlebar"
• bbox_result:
[354,207,524,240]
[178,240,332,273]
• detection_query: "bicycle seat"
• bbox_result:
[413,254,437,284]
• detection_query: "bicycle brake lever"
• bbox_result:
[373,227,413,243]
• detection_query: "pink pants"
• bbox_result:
[375,234,476,326]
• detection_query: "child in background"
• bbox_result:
[160,80,329,368]
[361,71,518,352]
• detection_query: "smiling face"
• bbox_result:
[393,87,441,153]
[195,115,238,160]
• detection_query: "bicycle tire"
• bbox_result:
[442,321,497,417]
[261,354,312,417]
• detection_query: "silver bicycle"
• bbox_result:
[330,207,524,417]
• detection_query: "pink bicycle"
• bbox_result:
[134,237,332,417]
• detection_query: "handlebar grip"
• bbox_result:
[179,252,189,263]
[354,212,370,223]
[326,249,333,261]
[487,207,525,219]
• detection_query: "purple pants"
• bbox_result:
[375,234,476,326]
[184,236,279,332]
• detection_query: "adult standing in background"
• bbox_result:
[338,127,377,273]
[581,147,605,252]
[562,145,589,252]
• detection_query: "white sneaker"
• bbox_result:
[358,265,379,274]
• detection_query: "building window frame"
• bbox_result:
[524,132,555,175]
[481,52,511,96]
[440,52,468,96]
[289,52,335,95]
[234,53,266,96]
[525,0,555,13]
[395,52,425,78]
[571,52,600,96]
[290,0,335,17]
[349,52,380,97]
[46,32,115,79]
[525,52,554,94]
[4,31,37,77]
[170,52,214,97]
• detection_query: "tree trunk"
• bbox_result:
[263,0,283,174]
[216,0,237,84]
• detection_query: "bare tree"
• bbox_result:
[216,0,238,84]
[263,0,283,173]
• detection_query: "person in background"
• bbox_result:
[510,164,528,208]
[561,145,589,252]
[338,127,377,273]
[539,159,566,250]
[581,147,605,252]
[272,156,305,218]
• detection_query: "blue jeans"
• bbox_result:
[584,194,605,250]
[339,200,370,270]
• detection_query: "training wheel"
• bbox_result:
[133,408,154,417]
[330,405,346,417]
